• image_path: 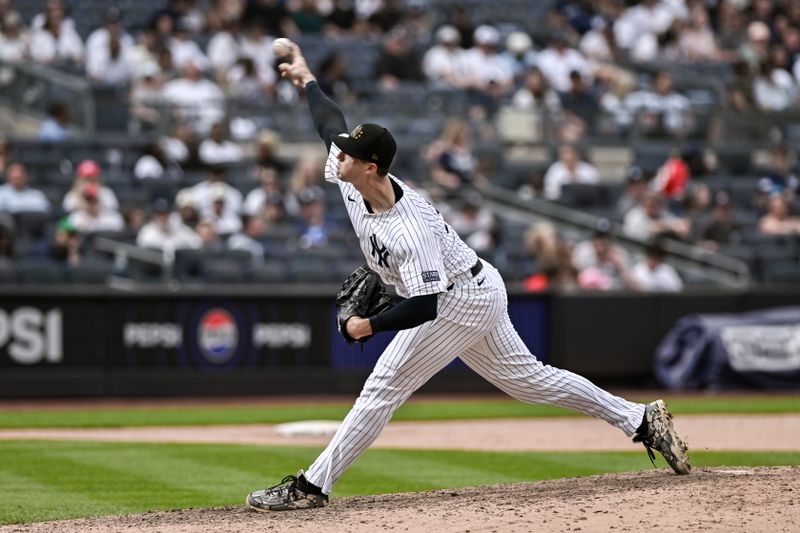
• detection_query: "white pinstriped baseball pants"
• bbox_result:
[305,261,646,495]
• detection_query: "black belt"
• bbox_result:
[447,260,483,291]
[470,260,483,277]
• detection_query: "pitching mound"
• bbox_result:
[2,466,797,533]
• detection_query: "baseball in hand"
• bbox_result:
[272,38,293,58]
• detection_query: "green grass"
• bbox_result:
[0,440,797,525]
[0,395,798,429]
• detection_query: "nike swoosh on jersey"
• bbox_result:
[477,278,485,286]
[347,195,356,202]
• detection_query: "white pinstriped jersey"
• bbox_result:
[324,142,478,300]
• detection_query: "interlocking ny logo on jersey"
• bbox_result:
[369,234,389,267]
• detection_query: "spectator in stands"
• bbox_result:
[253,129,289,176]
[462,25,515,97]
[295,185,330,249]
[535,33,592,93]
[631,239,684,292]
[190,164,242,219]
[129,28,161,80]
[699,191,741,251]
[136,197,201,261]
[759,145,799,200]
[207,17,241,78]
[287,153,326,214]
[227,214,266,264]
[203,183,243,236]
[543,144,599,201]
[63,160,119,213]
[560,70,600,136]
[169,18,209,71]
[174,188,200,228]
[50,217,82,266]
[160,59,225,134]
[243,0,296,38]
[680,182,713,236]
[652,148,692,200]
[199,121,244,165]
[623,191,691,242]
[86,7,134,74]
[0,137,12,178]
[403,0,435,46]
[503,31,536,79]
[758,195,800,236]
[37,101,71,142]
[679,4,720,61]
[205,0,245,34]
[134,142,181,180]
[615,166,648,219]
[752,59,798,112]
[728,59,755,112]
[239,22,277,84]
[423,25,469,89]
[449,4,475,49]
[291,0,326,34]
[130,63,166,129]
[446,191,496,255]
[161,122,198,168]
[613,0,682,57]
[522,221,579,292]
[0,162,50,213]
[316,51,355,103]
[29,0,83,65]
[573,219,638,291]
[196,220,224,253]
[226,56,274,103]
[426,118,479,192]
[740,21,771,71]
[367,0,405,34]
[244,166,286,218]
[374,27,423,91]
[67,183,125,233]
[86,29,133,86]
[0,11,29,75]
[508,67,563,141]
[324,0,358,36]
[625,71,691,137]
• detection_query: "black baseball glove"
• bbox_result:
[336,264,393,344]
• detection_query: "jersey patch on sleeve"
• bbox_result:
[421,271,441,283]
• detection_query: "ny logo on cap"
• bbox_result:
[351,125,364,139]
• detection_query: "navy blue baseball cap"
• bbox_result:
[331,123,397,174]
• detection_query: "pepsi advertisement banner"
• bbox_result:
[112,298,331,369]
[0,300,100,367]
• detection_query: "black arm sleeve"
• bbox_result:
[368,293,438,334]
[305,80,348,151]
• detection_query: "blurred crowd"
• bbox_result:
[1,0,800,289]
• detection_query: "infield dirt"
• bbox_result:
[1,466,797,533]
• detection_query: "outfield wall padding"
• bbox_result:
[0,288,797,397]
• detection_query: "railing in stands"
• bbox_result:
[0,60,96,136]
[482,183,751,288]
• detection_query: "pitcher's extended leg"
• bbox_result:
[304,317,492,495]
[460,312,645,435]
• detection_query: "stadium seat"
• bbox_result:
[0,261,14,284]
[16,259,64,284]
[13,211,53,241]
[250,261,289,283]
[202,257,247,284]
[67,259,114,284]
[173,248,207,282]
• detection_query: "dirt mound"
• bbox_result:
[2,467,797,533]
